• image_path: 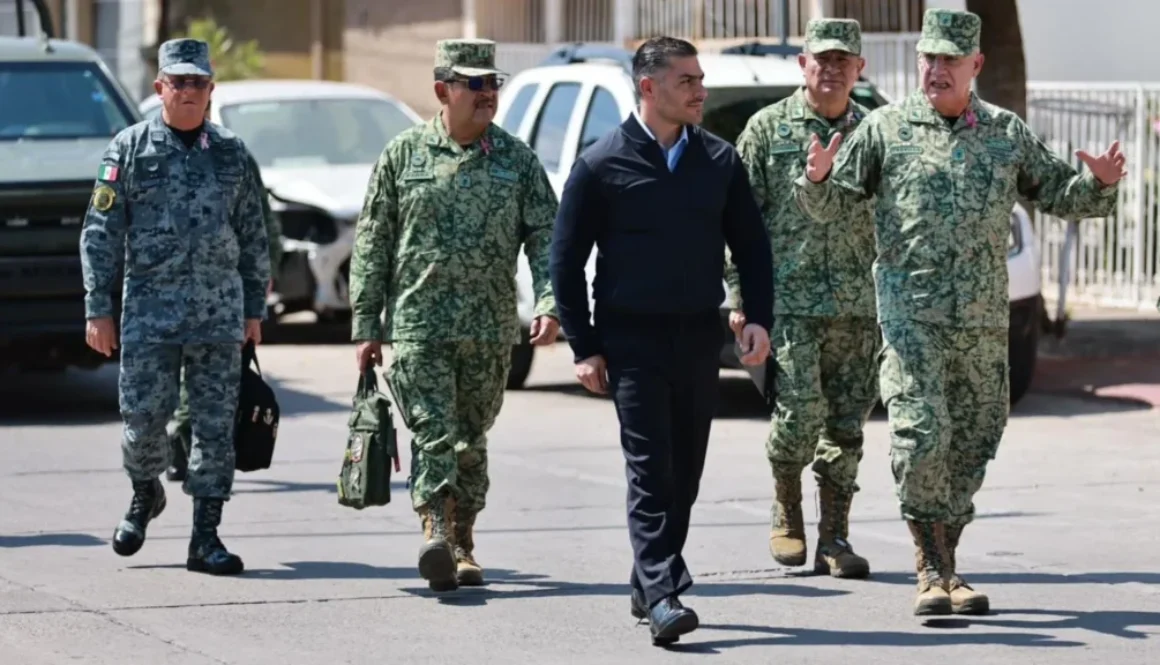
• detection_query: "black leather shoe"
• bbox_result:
[630,588,647,619]
[648,596,699,646]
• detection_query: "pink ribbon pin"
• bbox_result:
[965,109,978,129]
[480,137,492,155]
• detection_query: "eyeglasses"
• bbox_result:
[450,76,504,92]
[164,76,212,90]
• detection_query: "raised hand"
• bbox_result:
[806,132,843,184]
[1076,140,1127,186]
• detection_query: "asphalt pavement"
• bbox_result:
[1,330,1158,664]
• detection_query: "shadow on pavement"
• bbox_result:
[669,622,1084,651]
[865,570,1160,588]
[0,533,106,548]
[230,479,408,495]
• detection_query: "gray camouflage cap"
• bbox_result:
[158,38,214,77]
[916,8,981,56]
[435,38,508,77]
[805,18,862,55]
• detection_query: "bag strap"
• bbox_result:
[356,362,378,398]
[242,340,261,375]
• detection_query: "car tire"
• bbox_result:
[1008,303,1041,408]
[507,333,535,390]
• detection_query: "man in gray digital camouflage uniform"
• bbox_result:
[728,18,877,580]
[80,38,270,576]
[797,8,1124,615]
[349,39,559,592]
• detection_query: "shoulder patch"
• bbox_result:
[97,162,119,182]
[92,185,116,211]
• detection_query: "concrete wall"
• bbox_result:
[344,0,464,119]
[927,0,1160,83]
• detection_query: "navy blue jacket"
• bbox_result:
[549,116,774,362]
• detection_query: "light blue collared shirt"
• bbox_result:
[633,109,688,172]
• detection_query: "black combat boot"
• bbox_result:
[186,498,244,576]
[112,478,167,556]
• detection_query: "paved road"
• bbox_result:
[2,337,1158,664]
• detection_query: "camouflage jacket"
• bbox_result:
[728,87,876,318]
[348,114,558,344]
[795,89,1119,328]
[79,115,271,343]
[243,148,282,269]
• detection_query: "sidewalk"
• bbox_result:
[1033,303,1160,407]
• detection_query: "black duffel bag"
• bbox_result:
[233,340,279,472]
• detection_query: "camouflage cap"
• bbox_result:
[916,8,981,56]
[805,18,862,55]
[435,38,508,77]
[158,38,213,77]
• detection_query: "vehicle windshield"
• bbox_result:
[218,98,417,168]
[701,82,888,145]
[0,61,135,140]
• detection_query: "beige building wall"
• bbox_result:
[344,0,464,119]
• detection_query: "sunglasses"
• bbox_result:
[165,76,212,90]
[450,76,504,92]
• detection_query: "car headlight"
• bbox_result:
[1008,213,1023,258]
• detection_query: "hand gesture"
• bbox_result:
[356,341,382,371]
[806,132,843,183]
[575,354,608,395]
[85,317,118,357]
[728,310,746,337]
[1077,140,1126,187]
[529,315,560,346]
[738,323,771,367]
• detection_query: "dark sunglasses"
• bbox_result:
[450,76,503,92]
[165,76,212,90]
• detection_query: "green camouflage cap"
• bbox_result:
[435,38,507,77]
[158,38,213,77]
[805,18,862,55]
[916,8,981,56]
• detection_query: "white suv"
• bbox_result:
[497,43,1044,406]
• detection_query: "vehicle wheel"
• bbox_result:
[1009,307,1040,407]
[507,335,535,390]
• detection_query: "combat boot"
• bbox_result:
[417,493,458,592]
[453,506,484,587]
[945,524,990,614]
[769,465,807,566]
[813,484,870,579]
[186,498,244,576]
[906,520,952,616]
[112,478,167,556]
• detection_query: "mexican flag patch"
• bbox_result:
[98,163,119,182]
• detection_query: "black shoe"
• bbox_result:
[649,596,699,646]
[112,478,166,557]
[186,498,244,576]
[630,588,647,619]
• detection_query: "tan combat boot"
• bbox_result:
[906,520,952,616]
[813,484,870,579]
[417,493,458,592]
[945,524,990,614]
[454,509,484,587]
[769,466,807,566]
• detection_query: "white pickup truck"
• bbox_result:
[498,43,1045,407]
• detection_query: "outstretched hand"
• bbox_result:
[1077,140,1126,187]
[806,132,843,183]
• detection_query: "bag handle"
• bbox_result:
[242,339,261,375]
[356,362,378,398]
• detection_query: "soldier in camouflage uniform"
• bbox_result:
[796,9,1125,615]
[80,38,270,576]
[167,99,283,483]
[727,18,878,581]
[349,38,560,592]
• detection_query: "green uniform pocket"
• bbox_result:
[337,366,400,510]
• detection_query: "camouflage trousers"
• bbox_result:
[167,368,192,459]
[878,321,1009,526]
[767,315,881,493]
[386,341,511,515]
[119,342,241,499]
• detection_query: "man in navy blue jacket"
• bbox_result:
[549,36,774,646]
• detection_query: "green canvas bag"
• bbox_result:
[337,366,400,509]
